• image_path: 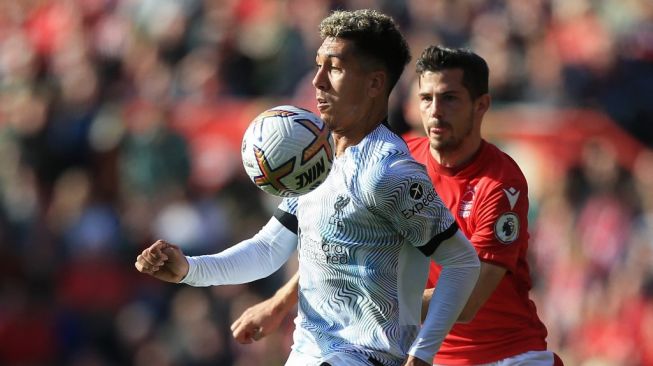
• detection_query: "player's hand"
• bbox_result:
[231,296,287,344]
[403,355,431,366]
[135,240,188,283]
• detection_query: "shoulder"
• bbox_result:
[361,154,431,208]
[362,132,425,182]
[358,127,414,171]
[403,134,429,153]
[357,126,431,195]
[478,142,528,192]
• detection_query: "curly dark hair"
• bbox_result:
[319,9,411,93]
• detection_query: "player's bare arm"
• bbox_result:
[231,272,299,344]
[421,261,506,323]
[135,240,189,283]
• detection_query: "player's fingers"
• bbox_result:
[151,248,168,263]
[230,318,241,332]
[143,246,169,267]
[135,255,161,274]
[231,307,255,329]
[251,326,263,341]
[135,259,145,272]
[152,240,172,254]
[139,251,160,268]
[135,257,153,274]
[155,240,180,256]
[151,241,168,254]
[232,319,262,344]
[231,319,247,337]
[161,244,180,260]
[231,325,253,344]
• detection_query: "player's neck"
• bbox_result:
[332,106,387,157]
[431,138,483,169]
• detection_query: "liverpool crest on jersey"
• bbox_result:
[329,194,350,229]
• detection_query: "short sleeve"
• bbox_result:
[365,158,457,256]
[470,179,528,273]
[274,197,298,234]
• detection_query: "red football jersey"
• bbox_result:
[405,136,549,365]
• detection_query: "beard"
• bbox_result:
[429,113,474,154]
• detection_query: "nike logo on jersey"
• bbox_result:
[502,187,520,210]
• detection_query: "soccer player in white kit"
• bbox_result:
[135,9,480,366]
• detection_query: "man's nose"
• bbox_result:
[312,66,328,91]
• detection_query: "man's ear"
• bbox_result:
[475,93,491,117]
[367,70,387,98]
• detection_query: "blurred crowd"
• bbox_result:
[0,0,652,365]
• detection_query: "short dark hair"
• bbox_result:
[415,46,489,99]
[319,9,411,93]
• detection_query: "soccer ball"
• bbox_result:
[241,105,334,197]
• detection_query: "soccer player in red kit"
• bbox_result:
[230,45,564,366]
[404,45,562,365]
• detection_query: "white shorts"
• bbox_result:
[286,350,384,366]
[435,350,562,366]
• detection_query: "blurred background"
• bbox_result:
[0,0,652,365]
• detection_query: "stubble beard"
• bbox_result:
[430,114,474,154]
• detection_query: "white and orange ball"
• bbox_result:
[241,105,334,197]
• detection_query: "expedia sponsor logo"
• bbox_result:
[402,185,437,219]
[409,182,424,200]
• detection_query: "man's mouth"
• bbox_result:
[316,97,329,111]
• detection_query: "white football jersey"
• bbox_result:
[274,124,457,365]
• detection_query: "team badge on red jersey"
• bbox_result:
[459,185,476,218]
[495,212,519,244]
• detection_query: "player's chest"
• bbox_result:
[433,175,482,223]
[298,164,395,234]
[297,185,374,233]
